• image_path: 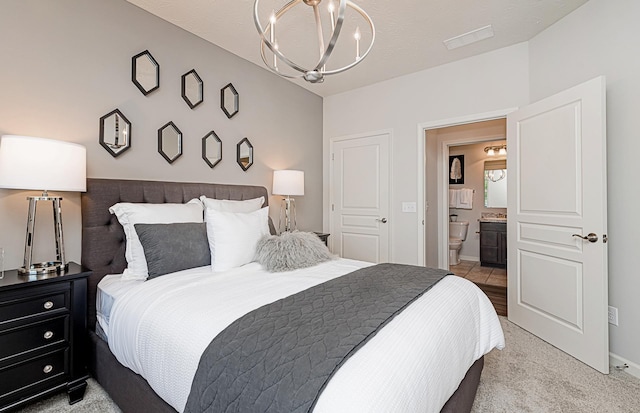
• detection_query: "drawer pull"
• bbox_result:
[43,365,53,374]
[43,301,54,310]
[44,331,54,340]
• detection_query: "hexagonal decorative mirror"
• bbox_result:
[182,69,203,109]
[132,50,159,96]
[236,137,253,171]
[221,83,239,119]
[157,121,182,164]
[99,109,131,157]
[202,131,222,168]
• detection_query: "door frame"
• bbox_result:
[416,108,517,268]
[329,129,393,260]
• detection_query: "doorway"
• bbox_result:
[423,120,508,316]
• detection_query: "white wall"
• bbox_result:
[0,0,323,269]
[323,43,529,265]
[325,0,640,374]
[528,0,640,375]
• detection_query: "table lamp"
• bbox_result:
[272,170,304,232]
[0,135,86,274]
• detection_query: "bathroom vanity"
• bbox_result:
[479,220,507,268]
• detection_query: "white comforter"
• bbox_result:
[105,259,504,412]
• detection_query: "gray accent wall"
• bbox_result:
[0,0,323,268]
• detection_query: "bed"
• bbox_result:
[81,178,504,413]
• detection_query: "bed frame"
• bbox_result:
[80,178,483,413]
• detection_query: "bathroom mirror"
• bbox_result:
[236,137,253,171]
[132,50,160,95]
[221,83,239,119]
[182,69,203,109]
[202,131,222,168]
[99,109,131,157]
[158,122,182,164]
[484,159,507,208]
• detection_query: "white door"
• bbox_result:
[330,132,390,263]
[507,76,608,373]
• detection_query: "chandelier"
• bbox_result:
[253,0,375,83]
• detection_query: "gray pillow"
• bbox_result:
[135,222,211,279]
[254,231,334,272]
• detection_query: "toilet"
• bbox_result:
[449,221,469,266]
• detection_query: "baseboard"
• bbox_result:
[610,352,640,379]
[458,255,479,262]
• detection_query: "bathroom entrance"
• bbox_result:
[423,118,508,315]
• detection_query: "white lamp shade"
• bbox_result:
[273,170,304,196]
[0,135,87,192]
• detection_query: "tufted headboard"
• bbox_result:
[81,178,274,329]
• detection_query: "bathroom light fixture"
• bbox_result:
[0,135,86,274]
[484,144,507,156]
[253,0,375,84]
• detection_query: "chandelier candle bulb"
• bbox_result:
[355,26,361,60]
[329,1,336,31]
[270,11,277,68]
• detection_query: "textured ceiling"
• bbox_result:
[125,0,589,97]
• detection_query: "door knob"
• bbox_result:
[572,233,598,243]
[376,218,388,224]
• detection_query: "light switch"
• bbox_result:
[402,202,417,213]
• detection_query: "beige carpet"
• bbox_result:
[17,317,640,413]
[472,318,640,412]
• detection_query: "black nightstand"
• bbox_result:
[0,262,90,412]
[314,232,330,247]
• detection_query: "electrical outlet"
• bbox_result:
[608,306,619,326]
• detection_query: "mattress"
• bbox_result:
[96,273,143,338]
[100,259,505,412]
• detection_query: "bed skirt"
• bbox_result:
[89,330,484,413]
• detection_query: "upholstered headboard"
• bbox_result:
[81,178,274,329]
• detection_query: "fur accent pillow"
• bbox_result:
[255,231,334,272]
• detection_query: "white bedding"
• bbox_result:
[103,259,505,412]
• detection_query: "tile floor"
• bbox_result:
[450,260,507,316]
[450,260,507,287]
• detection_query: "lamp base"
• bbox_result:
[278,197,297,233]
[21,194,67,276]
[18,261,67,275]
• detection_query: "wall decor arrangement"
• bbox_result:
[99,109,131,157]
[236,137,253,171]
[132,50,160,95]
[202,131,222,168]
[221,83,239,119]
[181,69,203,109]
[158,121,182,164]
[449,155,465,184]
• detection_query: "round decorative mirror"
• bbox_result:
[202,131,222,168]
[221,83,239,119]
[99,109,131,157]
[132,50,160,95]
[182,69,203,109]
[236,137,253,171]
[158,122,182,164]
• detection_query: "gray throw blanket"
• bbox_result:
[184,263,451,413]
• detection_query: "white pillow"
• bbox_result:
[200,196,264,213]
[109,199,204,280]
[205,206,270,272]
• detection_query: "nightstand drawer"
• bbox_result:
[0,286,69,325]
[0,348,68,399]
[0,316,68,361]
